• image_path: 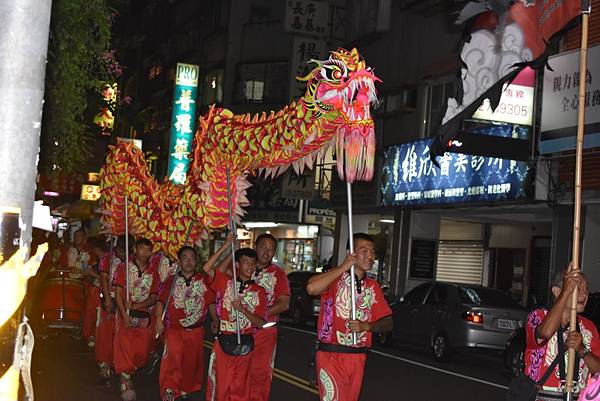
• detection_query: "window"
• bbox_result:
[148,65,163,80]
[425,285,447,305]
[244,80,264,102]
[403,283,432,305]
[201,69,224,105]
[349,0,391,40]
[458,286,521,309]
[423,79,455,137]
[236,62,288,103]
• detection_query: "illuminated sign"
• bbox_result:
[471,67,535,126]
[380,136,532,206]
[87,172,101,183]
[81,185,101,201]
[93,82,118,136]
[167,63,199,185]
[118,137,143,150]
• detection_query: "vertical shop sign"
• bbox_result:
[167,63,199,185]
[284,0,328,37]
[290,37,326,100]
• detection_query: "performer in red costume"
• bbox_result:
[248,233,289,401]
[307,233,393,401]
[95,235,127,385]
[113,237,159,401]
[204,236,268,401]
[82,237,105,348]
[155,245,215,401]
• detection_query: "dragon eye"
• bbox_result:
[321,66,344,82]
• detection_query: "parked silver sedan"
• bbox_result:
[390,281,527,361]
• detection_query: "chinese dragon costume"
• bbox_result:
[100,48,379,257]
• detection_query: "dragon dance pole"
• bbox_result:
[226,168,242,345]
[346,182,358,346]
[565,4,590,399]
[125,196,130,315]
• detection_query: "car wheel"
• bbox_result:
[432,333,450,361]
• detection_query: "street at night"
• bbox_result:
[31,323,510,401]
[1,1,599,401]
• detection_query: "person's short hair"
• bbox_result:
[135,237,152,248]
[115,235,132,250]
[346,232,375,249]
[235,247,258,262]
[255,233,277,248]
[177,245,197,260]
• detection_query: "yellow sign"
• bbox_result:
[87,172,101,183]
[81,185,101,201]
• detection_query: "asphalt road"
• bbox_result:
[30,323,511,401]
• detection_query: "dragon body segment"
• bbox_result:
[100,48,379,257]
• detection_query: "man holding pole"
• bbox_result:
[307,233,392,401]
[523,267,600,399]
[95,235,127,384]
[204,235,268,401]
[243,233,290,401]
[113,237,159,401]
[155,245,215,401]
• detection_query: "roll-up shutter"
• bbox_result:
[436,240,484,285]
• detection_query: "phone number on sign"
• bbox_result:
[477,101,529,117]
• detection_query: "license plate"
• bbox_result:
[497,319,516,330]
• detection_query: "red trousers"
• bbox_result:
[316,351,366,401]
[159,327,205,399]
[95,308,116,365]
[82,285,101,340]
[205,341,252,401]
[249,327,277,401]
[113,316,153,375]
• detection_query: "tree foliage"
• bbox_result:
[40,0,119,173]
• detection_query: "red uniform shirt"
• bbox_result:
[525,308,600,393]
[209,270,267,335]
[317,272,391,348]
[99,252,121,298]
[254,264,290,323]
[159,272,215,329]
[113,259,159,311]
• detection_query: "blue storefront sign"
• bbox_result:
[380,135,532,207]
[167,63,200,185]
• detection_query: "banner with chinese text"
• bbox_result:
[381,135,532,207]
[540,44,600,154]
[167,63,199,185]
[284,0,328,37]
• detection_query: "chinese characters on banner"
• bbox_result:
[290,37,326,100]
[380,137,532,206]
[167,63,199,185]
[540,44,600,153]
[284,0,328,37]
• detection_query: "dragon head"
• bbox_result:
[300,48,380,183]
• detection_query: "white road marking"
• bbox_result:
[280,325,509,390]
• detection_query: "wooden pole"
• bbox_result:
[565,6,590,398]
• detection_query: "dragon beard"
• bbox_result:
[335,122,375,183]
